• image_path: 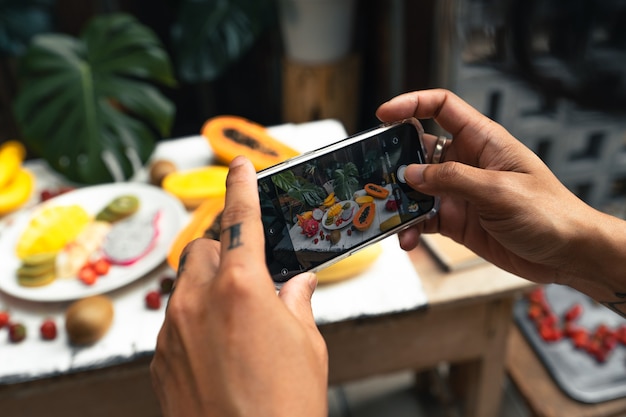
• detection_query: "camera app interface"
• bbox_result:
[259,123,435,282]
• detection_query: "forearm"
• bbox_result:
[558,208,626,317]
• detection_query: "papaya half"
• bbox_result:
[364,183,389,199]
[353,202,375,231]
[167,196,225,271]
[201,115,299,171]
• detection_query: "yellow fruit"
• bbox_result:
[16,204,91,259]
[162,165,229,209]
[0,140,26,189]
[323,192,336,207]
[316,243,383,284]
[0,168,34,216]
[327,203,343,218]
[355,195,374,206]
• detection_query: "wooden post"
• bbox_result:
[282,54,360,134]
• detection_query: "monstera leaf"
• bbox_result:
[13,13,177,184]
[172,0,276,83]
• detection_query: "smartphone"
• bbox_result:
[257,118,439,284]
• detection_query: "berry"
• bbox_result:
[40,319,57,340]
[78,265,98,285]
[40,189,55,202]
[9,323,26,343]
[564,303,583,322]
[0,311,9,328]
[92,258,111,276]
[160,277,175,295]
[145,291,161,310]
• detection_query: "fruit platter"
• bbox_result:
[0,183,187,302]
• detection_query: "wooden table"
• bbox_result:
[0,243,532,417]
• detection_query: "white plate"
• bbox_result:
[0,183,188,302]
[321,200,358,230]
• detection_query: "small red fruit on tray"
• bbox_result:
[145,291,162,310]
[40,319,57,341]
[525,287,626,363]
[0,310,10,328]
[8,322,26,343]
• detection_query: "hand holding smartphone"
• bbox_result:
[257,118,438,284]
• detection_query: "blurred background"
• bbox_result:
[1,0,626,212]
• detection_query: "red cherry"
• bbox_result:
[145,291,162,310]
[40,319,57,340]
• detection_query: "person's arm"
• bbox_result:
[376,88,626,317]
[150,156,328,417]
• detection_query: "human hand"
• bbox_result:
[150,156,328,417]
[376,89,604,285]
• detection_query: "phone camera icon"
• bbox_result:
[392,136,399,145]
[280,268,289,277]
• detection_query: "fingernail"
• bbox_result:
[405,164,427,185]
[229,155,248,169]
[307,272,318,291]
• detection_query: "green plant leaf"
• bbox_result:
[332,162,360,201]
[272,171,325,208]
[171,0,276,83]
[13,13,177,184]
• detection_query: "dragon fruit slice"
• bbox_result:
[102,210,161,265]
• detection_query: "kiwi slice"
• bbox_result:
[21,252,57,267]
[17,263,55,278]
[17,271,56,287]
[96,195,140,222]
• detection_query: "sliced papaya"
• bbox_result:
[201,115,299,171]
[364,183,389,199]
[167,196,225,271]
[162,165,229,210]
[353,202,375,231]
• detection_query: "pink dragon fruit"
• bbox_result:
[300,218,320,238]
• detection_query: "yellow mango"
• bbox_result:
[16,204,90,259]
[162,165,229,209]
[0,140,26,189]
[0,168,34,216]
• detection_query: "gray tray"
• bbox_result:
[514,284,626,403]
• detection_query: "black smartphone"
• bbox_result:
[257,118,439,284]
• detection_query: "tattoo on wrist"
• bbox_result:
[602,292,626,318]
[225,223,243,250]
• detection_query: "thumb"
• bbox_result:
[405,162,503,205]
[278,272,318,329]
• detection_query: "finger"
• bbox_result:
[422,133,438,163]
[278,272,318,331]
[375,89,490,137]
[218,156,267,279]
[173,238,221,290]
[404,161,519,206]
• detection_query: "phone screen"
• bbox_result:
[258,120,436,283]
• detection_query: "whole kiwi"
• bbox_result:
[65,295,114,346]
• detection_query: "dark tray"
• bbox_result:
[514,284,626,403]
